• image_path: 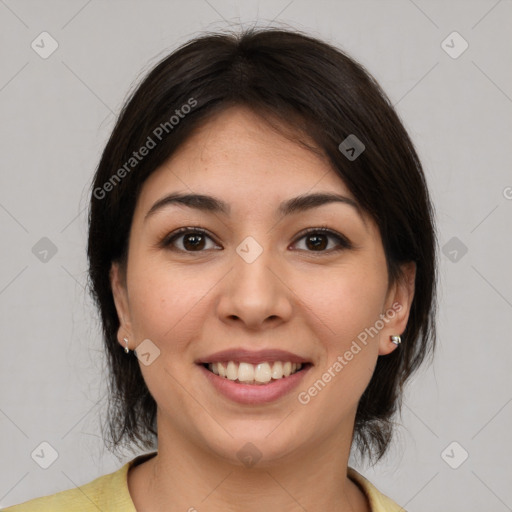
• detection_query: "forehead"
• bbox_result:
[137,105,355,209]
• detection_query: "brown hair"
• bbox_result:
[87,28,437,463]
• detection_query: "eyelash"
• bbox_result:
[160,226,352,255]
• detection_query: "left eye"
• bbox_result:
[292,228,351,253]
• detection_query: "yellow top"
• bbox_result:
[3,452,404,511]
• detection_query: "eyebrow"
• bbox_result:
[145,191,363,221]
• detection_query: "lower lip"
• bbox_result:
[199,364,311,405]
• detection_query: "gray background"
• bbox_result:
[1,0,511,510]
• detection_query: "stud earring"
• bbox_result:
[390,335,401,345]
[123,337,130,354]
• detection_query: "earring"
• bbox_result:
[391,335,401,345]
[123,337,130,354]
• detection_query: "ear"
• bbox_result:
[378,261,416,356]
[110,261,134,351]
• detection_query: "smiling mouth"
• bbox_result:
[202,361,310,385]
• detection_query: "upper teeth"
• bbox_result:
[208,361,303,384]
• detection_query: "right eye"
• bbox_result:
[162,227,222,253]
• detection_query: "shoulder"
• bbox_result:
[347,467,406,512]
[2,453,156,512]
[2,465,132,512]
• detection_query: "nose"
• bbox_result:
[216,244,293,331]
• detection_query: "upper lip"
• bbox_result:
[196,348,311,365]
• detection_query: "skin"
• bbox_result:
[110,105,416,511]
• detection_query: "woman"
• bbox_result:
[6,28,436,511]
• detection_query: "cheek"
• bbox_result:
[125,253,215,347]
[297,278,384,417]
[296,259,387,399]
[303,261,388,344]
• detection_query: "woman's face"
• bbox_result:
[111,105,415,466]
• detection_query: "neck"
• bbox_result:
[128,414,369,512]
